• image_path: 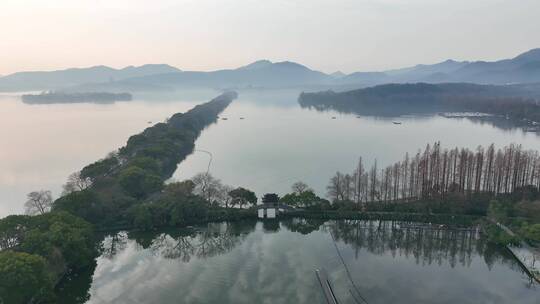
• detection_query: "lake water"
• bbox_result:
[3,89,540,216]
[56,219,540,303]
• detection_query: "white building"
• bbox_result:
[257,203,294,219]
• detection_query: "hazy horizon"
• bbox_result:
[2,0,540,76]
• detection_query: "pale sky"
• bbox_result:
[1,0,540,75]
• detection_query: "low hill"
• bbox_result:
[0,64,180,92]
[299,82,540,119]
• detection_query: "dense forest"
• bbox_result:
[21,91,132,104]
[299,83,540,125]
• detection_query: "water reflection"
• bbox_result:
[329,220,481,268]
[149,222,255,261]
[302,100,538,135]
[57,220,539,304]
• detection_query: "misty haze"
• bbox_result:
[1,1,540,304]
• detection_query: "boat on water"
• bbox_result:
[393,121,402,125]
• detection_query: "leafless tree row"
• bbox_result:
[327,142,540,204]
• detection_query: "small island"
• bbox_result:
[21,91,133,104]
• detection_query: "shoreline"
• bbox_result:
[491,220,540,283]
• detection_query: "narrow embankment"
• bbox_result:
[490,219,540,283]
[54,91,238,226]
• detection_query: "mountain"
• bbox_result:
[338,59,470,85]
[86,60,333,91]
[3,48,540,92]
[344,60,464,84]
[340,49,540,85]
[237,60,273,70]
[0,64,180,92]
[341,71,391,86]
[330,71,347,78]
[441,48,540,84]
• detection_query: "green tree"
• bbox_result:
[19,211,96,270]
[129,156,161,175]
[229,187,257,208]
[280,190,322,208]
[296,190,319,208]
[80,156,119,180]
[170,198,208,226]
[280,193,299,207]
[0,212,95,272]
[118,166,163,198]
[53,189,104,223]
[164,180,195,198]
[131,205,154,230]
[0,251,54,304]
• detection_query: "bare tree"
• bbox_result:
[329,142,540,204]
[291,181,310,194]
[62,171,92,195]
[25,190,53,215]
[192,173,223,203]
[217,184,234,208]
[327,172,344,201]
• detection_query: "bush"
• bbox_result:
[484,222,520,246]
[521,223,540,243]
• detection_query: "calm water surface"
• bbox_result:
[3,89,540,216]
[57,220,540,304]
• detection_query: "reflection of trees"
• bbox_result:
[148,221,255,261]
[101,221,257,262]
[281,218,325,235]
[56,262,97,304]
[262,220,281,233]
[328,220,495,268]
[100,231,129,259]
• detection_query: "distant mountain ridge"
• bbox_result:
[81,60,332,91]
[1,48,540,92]
[342,48,540,85]
[0,64,180,92]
